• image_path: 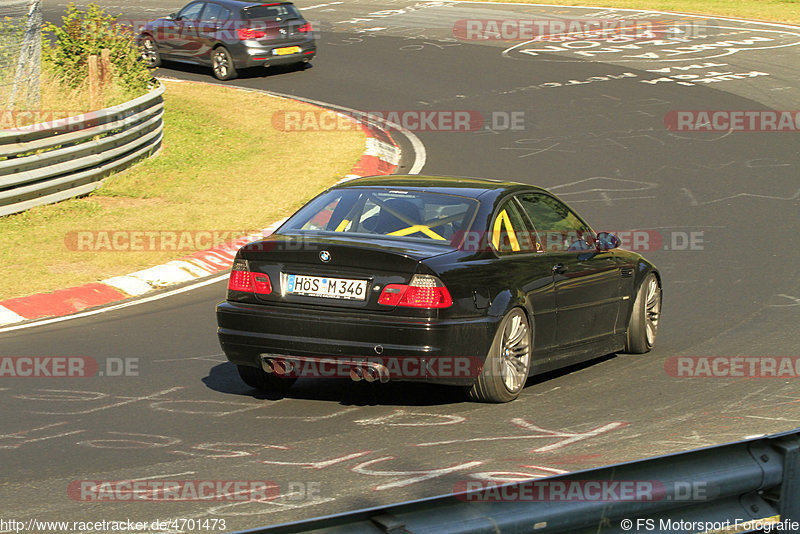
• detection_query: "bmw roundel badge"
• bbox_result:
[319,250,332,263]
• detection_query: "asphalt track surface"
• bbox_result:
[1,1,799,530]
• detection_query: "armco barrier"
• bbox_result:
[0,83,165,217]
[241,428,799,534]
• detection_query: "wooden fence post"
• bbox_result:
[88,54,99,109]
[100,49,112,90]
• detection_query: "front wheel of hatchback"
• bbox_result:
[212,47,237,80]
[237,364,296,393]
[624,273,661,354]
[140,35,161,68]
[468,308,532,403]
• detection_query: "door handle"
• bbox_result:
[552,263,566,274]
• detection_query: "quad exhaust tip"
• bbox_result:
[350,366,364,381]
[260,356,390,383]
[350,363,389,383]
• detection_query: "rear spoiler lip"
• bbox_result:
[238,233,457,262]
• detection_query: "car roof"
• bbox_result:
[205,0,295,9]
[332,175,549,199]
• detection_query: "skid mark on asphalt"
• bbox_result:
[78,432,183,449]
[469,465,569,482]
[771,294,800,307]
[352,456,483,490]
[151,399,271,417]
[171,443,290,458]
[16,387,184,415]
[13,386,278,417]
[0,421,85,449]
[303,1,344,9]
[414,419,628,451]
[701,188,800,205]
[259,451,373,469]
[550,176,658,194]
[504,26,800,64]
[256,406,360,421]
[204,494,336,518]
[355,409,466,426]
[546,176,659,205]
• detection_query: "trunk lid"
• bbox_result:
[239,233,451,310]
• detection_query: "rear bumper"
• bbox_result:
[234,41,316,68]
[216,301,498,386]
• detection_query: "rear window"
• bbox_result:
[282,189,479,244]
[242,3,301,20]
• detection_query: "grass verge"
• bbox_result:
[1,69,144,129]
[0,79,366,300]
[472,0,800,25]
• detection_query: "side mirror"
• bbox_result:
[169,13,179,20]
[595,232,621,251]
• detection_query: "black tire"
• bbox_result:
[212,47,237,80]
[468,308,532,403]
[237,365,296,392]
[624,273,661,354]
[140,35,161,68]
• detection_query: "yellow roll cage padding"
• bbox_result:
[333,194,470,241]
[388,224,446,240]
[492,209,520,252]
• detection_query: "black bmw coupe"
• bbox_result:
[217,176,662,402]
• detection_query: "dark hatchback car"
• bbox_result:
[138,0,315,80]
[217,176,662,402]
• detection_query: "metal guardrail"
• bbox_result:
[0,82,165,217]
[242,428,800,534]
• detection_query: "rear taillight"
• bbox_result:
[228,259,272,295]
[238,27,267,40]
[228,268,253,292]
[252,273,272,294]
[298,23,312,32]
[378,274,452,308]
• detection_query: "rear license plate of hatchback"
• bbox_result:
[283,274,368,300]
[274,46,300,56]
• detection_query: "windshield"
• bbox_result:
[281,188,479,243]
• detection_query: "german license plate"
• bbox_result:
[274,46,300,56]
[283,274,368,300]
